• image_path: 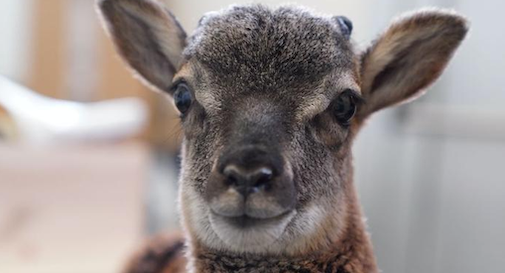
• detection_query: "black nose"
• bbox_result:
[223,164,275,196]
[205,145,296,219]
[215,145,284,197]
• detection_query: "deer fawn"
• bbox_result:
[97,1,468,272]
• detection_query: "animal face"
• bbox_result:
[98,0,468,256]
[173,6,361,254]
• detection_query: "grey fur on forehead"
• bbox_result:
[183,4,356,93]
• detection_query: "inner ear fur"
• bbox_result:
[357,9,469,120]
[97,0,187,92]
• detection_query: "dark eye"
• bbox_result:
[173,83,193,115]
[334,90,357,125]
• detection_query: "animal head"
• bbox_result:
[98,0,467,256]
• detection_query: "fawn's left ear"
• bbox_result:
[357,9,469,120]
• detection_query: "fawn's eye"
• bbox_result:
[173,83,193,115]
[334,90,357,125]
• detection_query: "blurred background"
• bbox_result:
[0,0,503,273]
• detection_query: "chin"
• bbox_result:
[181,186,329,256]
[208,210,297,254]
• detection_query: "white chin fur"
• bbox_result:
[181,183,327,256]
[208,210,296,253]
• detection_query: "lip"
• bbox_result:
[210,210,293,229]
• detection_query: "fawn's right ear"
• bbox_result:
[97,0,187,92]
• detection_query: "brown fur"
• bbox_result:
[123,233,187,273]
[97,1,468,272]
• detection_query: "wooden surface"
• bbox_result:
[0,143,148,273]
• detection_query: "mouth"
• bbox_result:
[211,210,293,229]
[208,209,296,252]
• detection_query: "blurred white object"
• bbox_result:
[0,76,148,143]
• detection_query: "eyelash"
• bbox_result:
[169,78,187,94]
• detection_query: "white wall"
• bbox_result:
[0,1,33,81]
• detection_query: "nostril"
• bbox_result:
[225,175,238,186]
[223,165,240,186]
[252,167,273,189]
[222,164,276,194]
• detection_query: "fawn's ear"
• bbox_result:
[97,0,186,92]
[357,9,468,119]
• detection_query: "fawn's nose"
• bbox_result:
[222,164,275,196]
[205,146,296,219]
